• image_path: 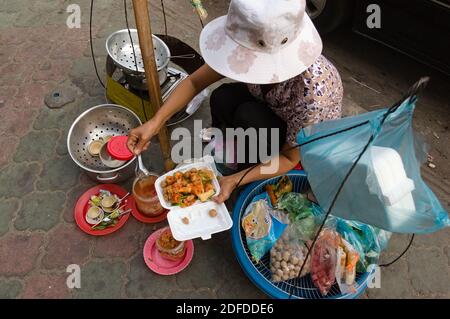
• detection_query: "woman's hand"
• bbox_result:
[213,175,238,204]
[127,119,161,155]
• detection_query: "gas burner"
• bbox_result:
[105,55,198,126]
[122,67,188,100]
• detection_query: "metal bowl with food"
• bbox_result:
[67,104,141,183]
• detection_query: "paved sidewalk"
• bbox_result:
[0,0,448,299]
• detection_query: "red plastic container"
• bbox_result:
[107,136,134,161]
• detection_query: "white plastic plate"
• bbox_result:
[155,162,221,210]
[167,201,233,241]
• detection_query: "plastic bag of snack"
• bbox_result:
[335,218,391,272]
[335,238,360,294]
[270,225,311,283]
[241,194,288,262]
[276,192,310,217]
[276,193,318,241]
[311,229,341,296]
[266,176,293,206]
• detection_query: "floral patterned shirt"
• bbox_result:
[247,55,343,146]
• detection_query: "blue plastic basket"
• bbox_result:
[231,170,371,299]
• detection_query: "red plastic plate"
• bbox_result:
[143,228,194,275]
[74,184,132,236]
[130,196,168,224]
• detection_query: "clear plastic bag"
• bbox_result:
[276,193,317,241]
[335,238,360,294]
[297,87,449,234]
[311,229,341,296]
[335,218,391,272]
[270,225,311,283]
[241,194,288,262]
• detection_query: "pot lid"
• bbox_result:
[107,136,134,161]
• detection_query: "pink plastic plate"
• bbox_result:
[143,228,194,275]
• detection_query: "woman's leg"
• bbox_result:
[232,101,287,170]
[209,83,257,129]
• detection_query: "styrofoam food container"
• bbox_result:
[155,162,221,209]
[155,162,233,241]
[369,146,416,211]
[167,201,233,241]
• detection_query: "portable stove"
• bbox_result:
[105,55,194,125]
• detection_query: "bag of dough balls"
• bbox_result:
[310,229,341,295]
[270,225,311,283]
[242,194,288,262]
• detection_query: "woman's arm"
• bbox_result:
[127,64,224,154]
[153,64,224,125]
[213,143,300,203]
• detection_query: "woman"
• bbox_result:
[127,0,343,204]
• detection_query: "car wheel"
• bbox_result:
[306,0,353,34]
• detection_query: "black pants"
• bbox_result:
[209,83,287,171]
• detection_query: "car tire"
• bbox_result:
[306,0,354,34]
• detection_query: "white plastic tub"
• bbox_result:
[155,162,221,209]
[155,161,233,241]
[167,201,232,240]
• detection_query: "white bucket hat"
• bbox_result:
[199,0,323,84]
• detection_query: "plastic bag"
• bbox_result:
[335,218,391,272]
[276,193,317,241]
[241,194,288,262]
[266,176,293,206]
[270,225,311,282]
[311,229,340,296]
[297,90,450,234]
[335,238,360,294]
[276,192,310,217]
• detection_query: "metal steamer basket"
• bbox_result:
[67,104,142,183]
[106,29,170,85]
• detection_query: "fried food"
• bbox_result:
[266,175,293,206]
[161,168,216,207]
[208,209,217,217]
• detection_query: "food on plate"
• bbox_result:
[208,209,217,217]
[156,227,186,261]
[87,190,127,230]
[133,175,164,217]
[87,206,102,220]
[182,217,190,224]
[161,168,216,207]
[101,195,117,209]
[266,175,293,206]
[198,189,215,202]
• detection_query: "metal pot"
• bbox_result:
[105,29,170,86]
[67,104,142,183]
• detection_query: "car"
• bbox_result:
[307,0,450,75]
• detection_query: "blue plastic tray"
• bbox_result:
[231,170,371,299]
